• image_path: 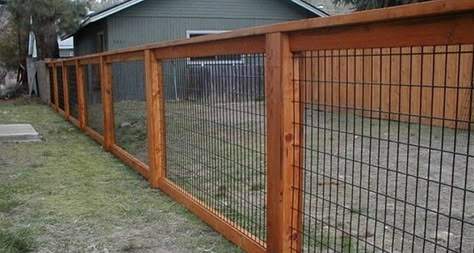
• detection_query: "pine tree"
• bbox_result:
[333,0,431,11]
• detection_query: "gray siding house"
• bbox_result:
[65,0,328,101]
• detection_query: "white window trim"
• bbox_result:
[186,30,244,65]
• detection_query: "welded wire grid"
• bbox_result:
[162,54,267,243]
[83,64,104,134]
[111,61,148,164]
[291,45,474,252]
[57,66,64,111]
[49,67,55,105]
[67,65,79,119]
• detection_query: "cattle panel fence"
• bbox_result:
[46,1,474,252]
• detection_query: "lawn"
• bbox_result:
[0,99,242,253]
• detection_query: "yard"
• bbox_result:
[81,97,474,252]
[0,99,242,253]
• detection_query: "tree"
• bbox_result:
[333,0,431,11]
[4,0,88,60]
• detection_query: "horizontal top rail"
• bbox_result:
[46,0,474,64]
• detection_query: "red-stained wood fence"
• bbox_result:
[47,1,474,252]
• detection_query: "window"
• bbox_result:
[97,32,105,53]
[186,30,243,64]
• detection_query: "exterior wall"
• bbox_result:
[74,20,107,56]
[75,0,317,101]
[107,0,315,50]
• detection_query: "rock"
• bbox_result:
[120,122,131,128]
[431,231,454,243]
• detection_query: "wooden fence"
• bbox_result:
[46,1,474,252]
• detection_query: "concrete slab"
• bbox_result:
[0,124,41,143]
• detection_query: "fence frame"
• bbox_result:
[46,1,474,252]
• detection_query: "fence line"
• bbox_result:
[46,1,474,252]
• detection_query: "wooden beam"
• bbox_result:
[76,60,87,130]
[85,127,104,145]
[70,117,80,128]
[290,12,474,51]
[266,33,305,253]
[106,51,144,63]
[153,35,265,59]
[100,56,115,151]
[52,64,59,111]
[159,178,266,253]
[110,144,150,179]
[79,57,100,65]
[62,62,70,119]
[265,32,289,253]
[145,50,166,188]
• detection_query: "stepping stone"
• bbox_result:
[0,124,41,143]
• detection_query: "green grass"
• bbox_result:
[0,99,242,252]
[0,229,33,253]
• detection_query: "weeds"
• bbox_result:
[0,229,33,253]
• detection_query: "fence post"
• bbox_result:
[100,56,115,150]
[145,50,166,188]
[266,32,304,253]
[62,62,70,119]
[76,60,87,130]
[52,64,59,112]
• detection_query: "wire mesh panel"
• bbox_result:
[67,65,79,120]
[291,45,474,252]
[57,65,65,111]
[111,60,148,164]
[163,54,267,243]
[83,64,103,134]
[49,67,55,105]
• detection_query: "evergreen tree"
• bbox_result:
[2,0,88,60]
[333,0,431,11]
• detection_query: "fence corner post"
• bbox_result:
[100,56,115,151]
[145,50,166,189]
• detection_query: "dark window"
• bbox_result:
[97,32,105,53]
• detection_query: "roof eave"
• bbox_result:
[62,0,329,40]
[291,0,330,17]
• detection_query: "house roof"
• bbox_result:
[63,0,329,39]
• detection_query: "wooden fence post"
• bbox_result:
[76,60,87,130]
[62,62,70,119]
[52,64,59,112]
[266,32,304,253]
[100,56,115,150]
[145,50,166,188]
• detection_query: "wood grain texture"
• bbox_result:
[153,35,265,59]
[52,64,59,111]
[289,12,474,51]
[145,50,166,188]
[76,60,87,130]
[100,56,115,150]
[62,62,70,119]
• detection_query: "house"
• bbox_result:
[58,37,74,58]
[63,0,329,102]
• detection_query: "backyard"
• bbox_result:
[0,99,242,253]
